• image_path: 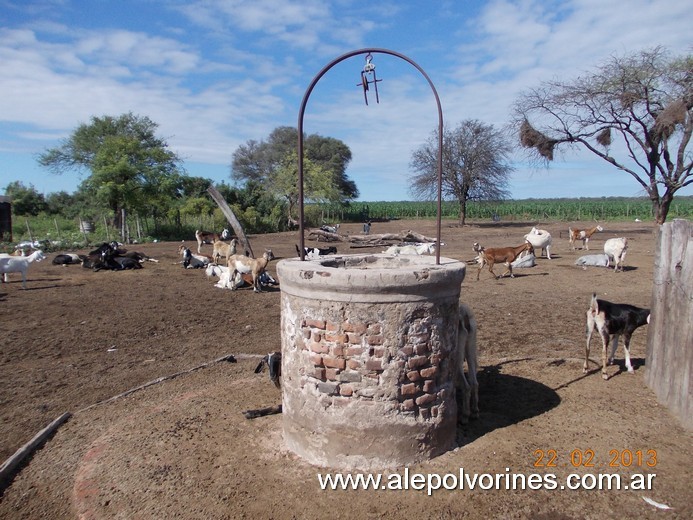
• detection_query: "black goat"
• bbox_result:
[584,293,650,380]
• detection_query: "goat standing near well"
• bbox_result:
[584,293,650,380]
[476,242,534,280]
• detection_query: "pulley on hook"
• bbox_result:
[357,53,382,105]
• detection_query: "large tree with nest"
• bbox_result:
[409,119,513,225]
[513,47,692,224]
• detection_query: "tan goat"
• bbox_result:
[568,225,603,250]
[212,238,238,264]
[227,249,275,292]
[476,242,533,280]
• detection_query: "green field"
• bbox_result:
[318,196,693,223]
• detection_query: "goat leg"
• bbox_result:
[608,334,620,365]
[622,334,634,373]
[599,329,610,380]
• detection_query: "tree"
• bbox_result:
[409,120,513,224]
[38,113,184,232]
[231,126,358,221]
[3,181,47,216]
[513,47,692,224]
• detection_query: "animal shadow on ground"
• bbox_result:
[456,362,561,445]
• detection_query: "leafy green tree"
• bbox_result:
[409,120,513,224]
[512,47,692,224]
[38,113,184,232]
[231,126,358,221]
[3,181,47,216]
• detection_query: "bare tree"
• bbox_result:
[513,47,692,224]
[410,120,513,225]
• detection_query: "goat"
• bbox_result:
[254,351,282,388]
[476,242,534,280]
[585,293,650,380]
[0,250,46,289]
[524,227,553,259]
[384,242,436,255]
[52,253,86,266]
[569,225,603,250]
[320,224,340,234]
[212,238,239,264]
[604,237,628,271]
[195,229,230,253]
[178,245,212,269]
[227,250,275,292]
[575,254,610,268]
[295,244,337,258]
[456,303,479,424]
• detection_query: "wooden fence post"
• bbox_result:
[645,219,692,430]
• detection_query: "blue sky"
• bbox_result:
[1,0,691,201]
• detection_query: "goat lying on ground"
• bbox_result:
[457,303,479,423]
[52,253,86,265]
[569,225,603,250]
[585,293,650,380]
[604,237,628,271]
[0,250,46,288]
[320,224,340,234]
[295,244,338,258]
[476,242,534,280]
[384,242,436,255]
[524,226,552,259]
[227,250,275,292]
[195,229,230,253]
[575,254,610,268]
[178,245,212,269]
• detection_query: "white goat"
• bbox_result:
[0,250,46,289]
[604,237,628,271]
[457,303,479,423]
[205,263,244,289]
[227,250,275,292]
[384,242,436,255]
[524,227,552,259]
[575,254,610,268]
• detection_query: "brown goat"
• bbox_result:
[568,225,603,250]
[476,242,534,280]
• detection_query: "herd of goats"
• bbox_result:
[1,222,649,407]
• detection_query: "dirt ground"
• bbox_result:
[0,219,690,519]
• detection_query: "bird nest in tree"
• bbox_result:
[596,128,612,147]
[651,98,689,143]
[519,120,558,160]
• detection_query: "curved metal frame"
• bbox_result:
[298,48,443,264]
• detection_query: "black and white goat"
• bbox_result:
[295,244,337,258]
[254,352,282,388]
[178,244,212,269]
[584,293,650,380]
[52,253,86,265]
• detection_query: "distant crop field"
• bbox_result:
[317,196,693,222]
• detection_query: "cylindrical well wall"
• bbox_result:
[277,254,466,470]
